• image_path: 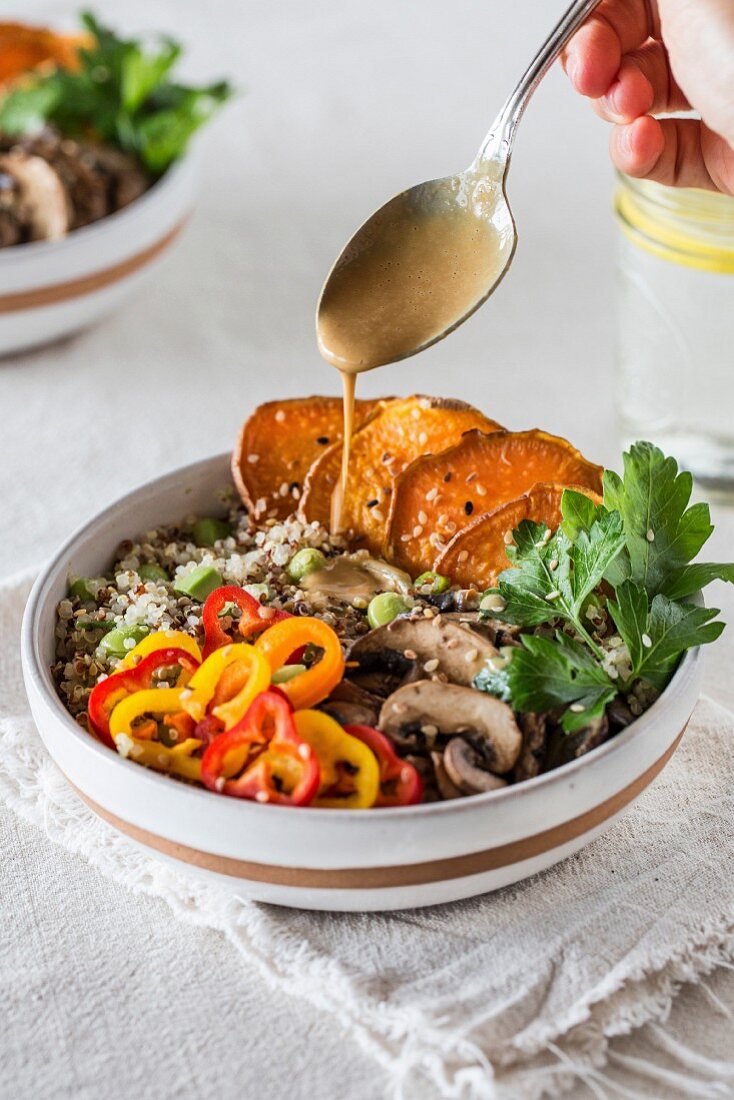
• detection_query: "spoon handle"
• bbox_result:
[477,0,601,164]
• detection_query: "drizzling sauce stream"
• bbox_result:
[318,192,505,531]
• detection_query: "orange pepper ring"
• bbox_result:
[255,617,345,710]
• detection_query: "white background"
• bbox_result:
[2,1,733,1096]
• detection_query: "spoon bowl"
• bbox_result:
[317,0,601,373]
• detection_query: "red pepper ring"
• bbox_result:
[201,585,304,661]
[87,647,200,749]
[345,725,423,807]
[200,690,319,806]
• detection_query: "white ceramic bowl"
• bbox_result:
[21,454,702,911]
[0,156,195,356]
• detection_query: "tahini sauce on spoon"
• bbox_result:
[317,196,504,532]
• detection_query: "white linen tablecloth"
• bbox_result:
[2,1,734,1096]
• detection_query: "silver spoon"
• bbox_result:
[317,0,601,373]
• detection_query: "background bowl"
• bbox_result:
[21,454,702,911]
[0,155,195,357]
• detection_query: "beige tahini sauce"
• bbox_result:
[317,179,507,532]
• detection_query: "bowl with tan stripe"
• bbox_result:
[0,155,195,357]
[20,453,702,912]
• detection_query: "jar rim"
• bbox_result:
[616,172,734,226]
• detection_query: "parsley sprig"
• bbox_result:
[0,12,233,174]
[475,442,732,731]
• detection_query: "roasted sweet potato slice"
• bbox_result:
[298,396,502,553]
[232,396,384,519]
[434,482,602,589]
[0,22,87,85]
[386,429,603,575]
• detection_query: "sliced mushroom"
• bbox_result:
[349,616,498,691]
[512,713,548,782]
[545,714,610,770]
[379,681,522,774]
[431,751,466,800]
[319,699,379,727]
[607,698,635,731]
[443,737,508,794]
[0,153,69,240]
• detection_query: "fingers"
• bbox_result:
[593,40,690,123]
[562,0,659,99]
[610,117,734,194]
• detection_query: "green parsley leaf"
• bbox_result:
[504,633,617,731]
[660,562,734,601]
[603,442,714,597]
[560,489,606,541]
[608,580,725,690]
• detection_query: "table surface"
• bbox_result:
[3,1,733,1096]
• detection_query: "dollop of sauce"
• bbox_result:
[301,555,412,605]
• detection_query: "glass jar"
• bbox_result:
[615,174,734,494]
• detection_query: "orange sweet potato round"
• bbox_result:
[232,396,384,519]
[0,22,87,84]
[434,482,603,589]
[298,396,502,554]
[385,429,602,576]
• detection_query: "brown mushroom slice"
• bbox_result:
[443,737,508,794]
[545,714,610,771]
[0,152,69,240]
[430,751,466,800]
[319,699,380,728]
[349,616,498,690]
[379,681,522,773]
[512,713,548,783]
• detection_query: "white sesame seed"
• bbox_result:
[503,531,514,545]
[298,744,311,760]
[371,509,385,523]
[255,790,270,803]
[438,513,449,525]
[465,648,479,662]
[475,484,487,496]
[413,525,424,538]
[215,777,225,792]
[646,529,655,542]
[400,767,414,782]
[446,521,458,535]
[400,534,412,543]
[411,407,421,420]
[421,724,438,736]
[642,633,653,648]
[403,648,417,660]
[418,432,428,447]
[247,454,260,464]
[418,511,428,525]
[549,559,559,571]
[457,549,469,563]
[480,593,506,612]
[423,658,439,673]
[425,488,438,502]
[275,410,286,423]
[446,638,459,650]
[466,472,478,484]
[392,702,407,714]
[545,590,561,601]
[569,703,586,713]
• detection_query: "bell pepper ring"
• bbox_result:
[345,725,423,807]
[200,690,319,805]
[109,687,203,782]
[87,646,200,749]
[179,643,271,728]
[201,586,293,658]
[255,617,345,710]
[119,629,202,669]
[293,710,379,809]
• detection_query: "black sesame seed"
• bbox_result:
[464,501,474,516]
[366,499,379,508]
[316,436,329,445]
[443,472,452,483]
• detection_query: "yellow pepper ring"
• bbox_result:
[120,629,202,670]
[109,687,203,783]
[180,643,271,727]
[293,709,379,809]
[255,617,345,710]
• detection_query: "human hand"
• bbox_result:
[563,0,734,195]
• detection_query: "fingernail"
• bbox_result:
[603,81,624,121]
[618,125,634,156]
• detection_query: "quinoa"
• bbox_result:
[53,504,365,718]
